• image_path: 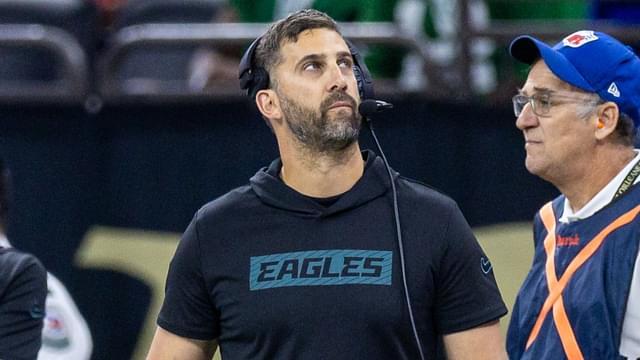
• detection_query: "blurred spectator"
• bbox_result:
[0,160,93,360]
[0,244,47,360]
[395,0,495,94]
[0,161,47,360]
[38,273,93,360]
[188,4,245,92]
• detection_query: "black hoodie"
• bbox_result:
[158,150,506,360]
[250,150,389,218]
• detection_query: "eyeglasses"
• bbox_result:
[512,92,598,118]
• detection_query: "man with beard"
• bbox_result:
[147,9,507,360]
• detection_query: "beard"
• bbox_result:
[279,91,361,154]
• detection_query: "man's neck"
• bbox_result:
[279,142,365,198]
[558,146,636,212]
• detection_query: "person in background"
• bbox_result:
[0,159,47,360]
[0,243,47,360]
[189,0,497,97]
[507,30,640,359]
[37,273,93,360]
[393,0,495,95]
[0,158,93,360]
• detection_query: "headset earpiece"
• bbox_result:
[239,37,270,99]
[345,39,374,100]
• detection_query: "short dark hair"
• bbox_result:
[254,9,340,88]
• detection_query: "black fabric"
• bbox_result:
[157,150,507,359]
[301,193,342,207]
[0,247,47,360]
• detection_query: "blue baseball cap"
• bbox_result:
[509,30,640,127]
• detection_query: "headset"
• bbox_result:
[238,36,426,360]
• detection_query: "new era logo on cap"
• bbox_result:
[608,82,621,98]
[562,31,598,48]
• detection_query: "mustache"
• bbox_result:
[320,92,357,113]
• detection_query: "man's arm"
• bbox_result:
[442,320,507,360]
[146,327,218,360]
[0,250,47,359]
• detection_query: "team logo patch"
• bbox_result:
[562,31,598,48]
[250,249,392,290]
[42,306,71,349]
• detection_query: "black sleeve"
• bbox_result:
[0,249,48,360]
[157,212,220,340]
[434,204,508,334]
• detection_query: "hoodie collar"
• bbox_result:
[250,150,392,217]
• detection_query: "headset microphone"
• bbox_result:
[360,98,426,360]
[358,99,394,117]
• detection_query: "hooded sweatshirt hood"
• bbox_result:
[249,150,393,218]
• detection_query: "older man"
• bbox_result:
[507,30,640,359]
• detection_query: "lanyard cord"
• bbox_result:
[613,158,640,200]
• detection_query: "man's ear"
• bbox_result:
[595,102,619,140]
[255,89,282,122]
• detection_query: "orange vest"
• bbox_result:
[507,195,640,359]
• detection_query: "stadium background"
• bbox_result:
[1,0,637,359]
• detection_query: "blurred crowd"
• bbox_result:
[1,0,639,103]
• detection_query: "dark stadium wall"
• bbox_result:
[0,98,557,360]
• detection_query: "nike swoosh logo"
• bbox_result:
[481,257,493,274]
[30,304,45,319]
